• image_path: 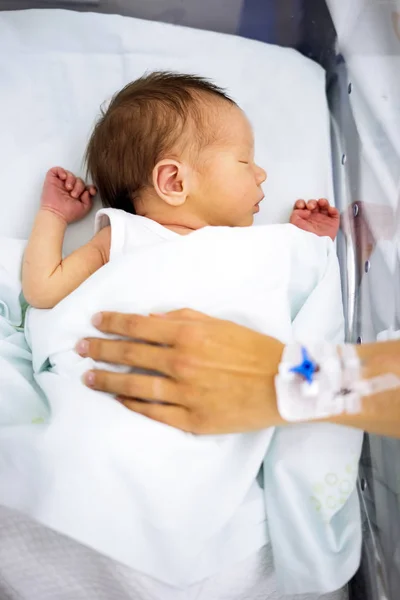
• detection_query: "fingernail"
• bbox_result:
[92,313,103,327]
[66,184,72,190]
[75,340,89,356]
[84,371,95,387]
[150,312,166,318]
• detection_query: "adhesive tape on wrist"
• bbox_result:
[275,342,400,422]
[275,342,359,422]
[337,344,400,402]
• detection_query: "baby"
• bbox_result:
[22,71,339,308]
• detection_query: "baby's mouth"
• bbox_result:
[253,196,264,214]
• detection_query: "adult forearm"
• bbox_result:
[331,340,400,437]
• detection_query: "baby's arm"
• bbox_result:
[22,167,110,309]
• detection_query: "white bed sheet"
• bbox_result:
[0,8,334,257]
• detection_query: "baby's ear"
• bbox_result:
[152,159,187,207]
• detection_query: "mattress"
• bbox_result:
[0,8,334,258]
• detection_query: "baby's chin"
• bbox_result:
[235,215,254,227]
[213,214,254,227]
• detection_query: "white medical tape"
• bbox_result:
[276,342,400,422]
[337,344,362,414]
[276,342,344,422]
[340,343,400,397]
[356,374,400,396]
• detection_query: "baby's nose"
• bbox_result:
[255,165,267,185]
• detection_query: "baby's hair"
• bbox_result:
[85,71,236,214]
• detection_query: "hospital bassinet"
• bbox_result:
[0,1,398,599]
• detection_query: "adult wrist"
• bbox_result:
[263,338,286,427]
[332,340,400,436]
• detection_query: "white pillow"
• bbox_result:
[0,9,334,256]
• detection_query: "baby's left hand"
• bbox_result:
[289,198,340,241]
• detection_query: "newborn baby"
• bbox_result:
[22,71,339,308]
[17,73,360,599]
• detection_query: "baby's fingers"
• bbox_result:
[306,200,318,211]
[314,198,330,215]
[65,171,76,192]
[290,208,311,221]
[81,190,92,205]
[89,185,97,196]
[71,177,86,199]
[50,166,68,181]
[294,199,306,210]
[317,198,330,209]
[328,205,339,217]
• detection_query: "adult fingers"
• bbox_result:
[92,312,184,346]
[157,308,213,322]
[79,338,175,377]
[84,370,178,402]
[71,177,85,198]
[117,398,192,431]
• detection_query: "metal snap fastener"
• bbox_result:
[361,478,367,492]
[341,154,347,165]
[357,336,362,344]
[365,260,371,273]
[353,204,359,217]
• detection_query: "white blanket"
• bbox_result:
[0,222,363,594]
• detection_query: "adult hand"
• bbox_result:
[77,309,285,434]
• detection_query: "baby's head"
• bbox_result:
[86,71,266,228]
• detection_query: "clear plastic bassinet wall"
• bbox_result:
[1,0,399,598]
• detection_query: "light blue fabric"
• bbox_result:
[0,264,49,426]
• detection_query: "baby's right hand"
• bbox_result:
[40,167,97,224]
[290,198,340,241]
